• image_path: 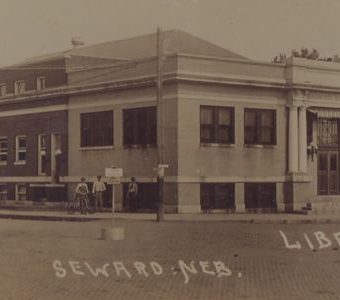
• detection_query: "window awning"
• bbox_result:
[308,108,340,119]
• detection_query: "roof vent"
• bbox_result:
[71,37,85,48]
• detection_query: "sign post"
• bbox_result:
[101,166,124,240]
[156,164,168,222]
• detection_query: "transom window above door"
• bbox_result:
[318,118,338,146]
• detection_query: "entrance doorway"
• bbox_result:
[317,118,340,195]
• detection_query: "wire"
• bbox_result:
[69,61,140,86]
[0,30,173,90]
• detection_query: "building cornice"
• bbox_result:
[3,68,340,108]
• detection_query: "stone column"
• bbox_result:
[288,105,299,173]
[298,105,307,173]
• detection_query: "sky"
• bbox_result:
[1,0,340,66]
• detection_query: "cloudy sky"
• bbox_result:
[1,0,339,66]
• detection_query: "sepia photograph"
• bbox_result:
[1,0,340,299]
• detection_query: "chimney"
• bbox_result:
[71,37,85,48]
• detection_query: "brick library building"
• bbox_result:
[0,30,339,214]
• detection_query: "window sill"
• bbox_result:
[80,146,114,151]
[14,161,26,165]
[0,162,7,166]
[124,144,156,149]
[200,143,235,148]
[244,144,277,149]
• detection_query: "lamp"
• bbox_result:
[307,142,318,161]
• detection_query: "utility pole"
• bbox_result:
[156,27,164,222]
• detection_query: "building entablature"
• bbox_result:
[3,54,340,109]
[285,56,340,90]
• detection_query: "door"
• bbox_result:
[317,118,340,195]
[318,151,338,195]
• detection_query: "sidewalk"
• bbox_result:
[1,209,340,223]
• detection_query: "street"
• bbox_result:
[1,218,340,300]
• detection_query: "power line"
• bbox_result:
[69,61,140,86]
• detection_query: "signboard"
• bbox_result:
[157,164,169,178]
[105,167,123,178]
[106,177,121,185]
[158,164,169,168]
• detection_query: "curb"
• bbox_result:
[164,218,340,224]
[2,212,340,224]
[0,214,101,222]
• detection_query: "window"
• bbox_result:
[81,110,113,147]
[200,183,235,211]
[15,135,27,163]
[245,183,276,212]
[0,184,7,200]
[200,106,234,144]
[0,84,6,97]
[14,81,25,95]
[38,134,47,175]
[318,119,338,146]
[0,137,8,164]
[16,184,26,201]
[244,109,276,145]
[123,107,157,146]
[36,77,45,91]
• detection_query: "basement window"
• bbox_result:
[0,184,7,200]
[16,183,27,201]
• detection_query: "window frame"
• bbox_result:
[14,80,25,96]
[0,84,6,97]
[244,182,277,212]
[38,134,47,175]
[80,110,114,148]
[200,183,235,211]
[0,184,7,201]
[244,108,276,145]
[123,106,157,147]
[16,183,26,201]
[0,136,8,165]
[15,135,27,164]
[36,76,46,91]
[200,106,235,145]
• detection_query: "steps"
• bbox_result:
[301,198,340,215]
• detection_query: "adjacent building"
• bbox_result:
[1,30,340,213]
[0,50,122,203]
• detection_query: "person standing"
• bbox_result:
[75,177,89,214]
[127,177,138,212]
[92,175,106,212]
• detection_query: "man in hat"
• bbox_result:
[92,175,106,212]
[127,177,138,212]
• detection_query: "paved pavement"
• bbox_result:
[1,217,340,299]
